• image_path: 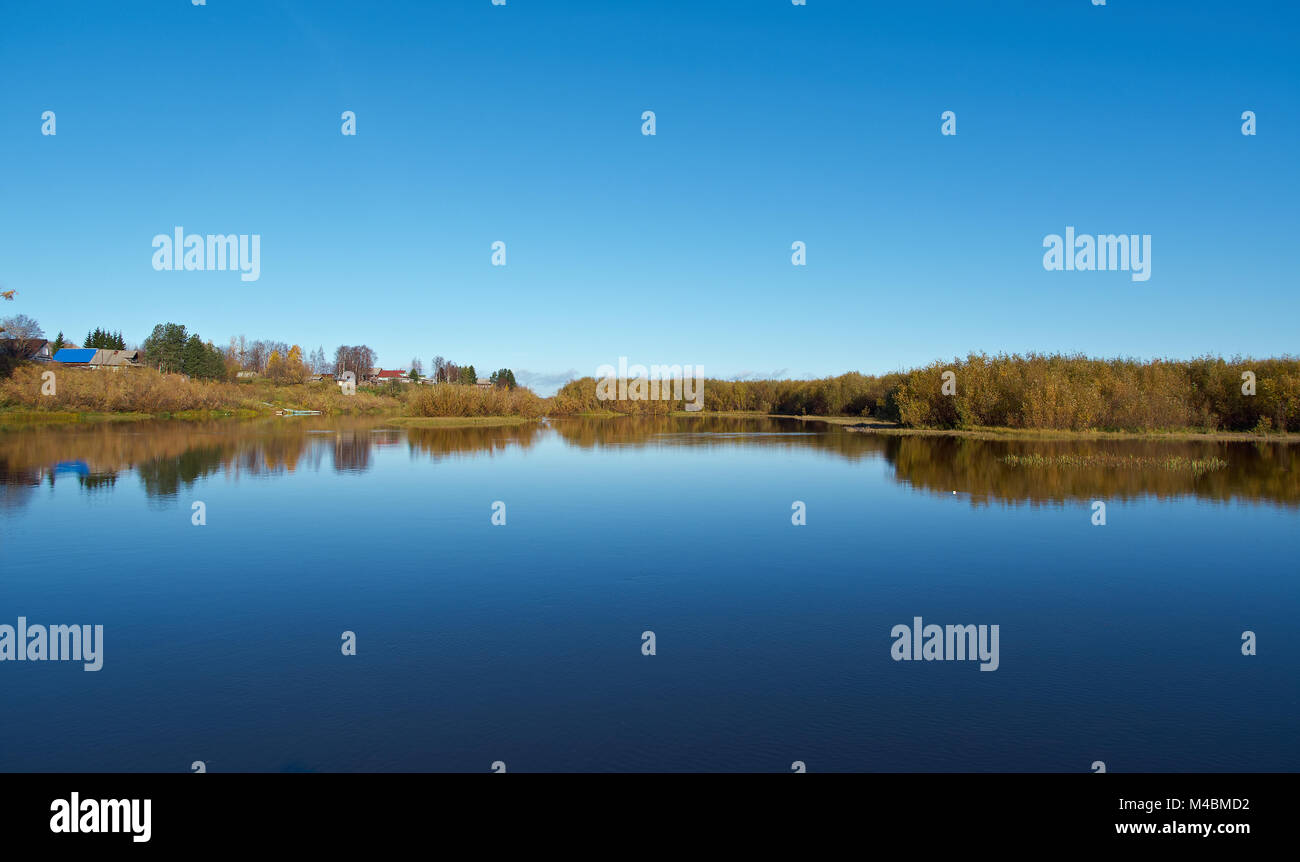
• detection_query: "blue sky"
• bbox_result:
[1,0,1296,393]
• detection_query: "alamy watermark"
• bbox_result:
[596,357,705,412]
[152,227,261,282]
[50,793,150,843]
[1043,227,1150,282]
[890,616,999,671]
[0,616,103,671]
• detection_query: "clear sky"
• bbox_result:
[1,0,1295,393]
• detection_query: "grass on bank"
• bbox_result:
[0,365,399,415]
[0,366,552,429]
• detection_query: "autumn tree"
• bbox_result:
[282,345,310,383]
[266,349,286,382]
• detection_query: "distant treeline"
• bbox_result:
[5,351,1298,432]
[553,354,1300,433]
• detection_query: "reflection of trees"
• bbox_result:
[139,444,228,498]
[331,430,373,474]
[404,424,545,461]
[882,435,1300,508]
[0,455,41,511]
[78,472,118,492]
[0,418,552,510]
[0,417,1296,511]
[549,415,889,462]
[0,420,356,505]
[552,417,1300,507]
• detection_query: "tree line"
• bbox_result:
[142,323,227,380]
[84,327,126,349]
[552,353,1300,433]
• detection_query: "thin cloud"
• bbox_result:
[729,369,791,381]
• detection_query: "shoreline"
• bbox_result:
[380,415,543,429]
[0,408,542,432]
[3,406,1297,442]
[672,411,1300,443]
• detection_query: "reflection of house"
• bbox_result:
[0,338,53,362]
[53,348,142,369]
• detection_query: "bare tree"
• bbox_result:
[246,340,267,372]
[0,313,43,340]
[334,345,376,382]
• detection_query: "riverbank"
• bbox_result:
[0,407,264,427]
[381,415,543,429]
[6,362,1298,441]
[669,410,1300,442]
[837,421,1300,443]
[0,408,546,432]
[0,364,547,426]
[7,403,1297,442]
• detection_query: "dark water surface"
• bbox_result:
[1,416,1295,772]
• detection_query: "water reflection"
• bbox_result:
[882,435,1298,508]
[0,416,1296,509]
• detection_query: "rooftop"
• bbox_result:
[53,348,98,363]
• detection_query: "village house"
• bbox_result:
[52,348,143,370]
[0,338,54,362]
[371,369,414,384]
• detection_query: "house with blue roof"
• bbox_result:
[53,348,98,364]
[53,348,142,369]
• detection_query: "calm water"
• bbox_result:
[1,416,1295,772]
